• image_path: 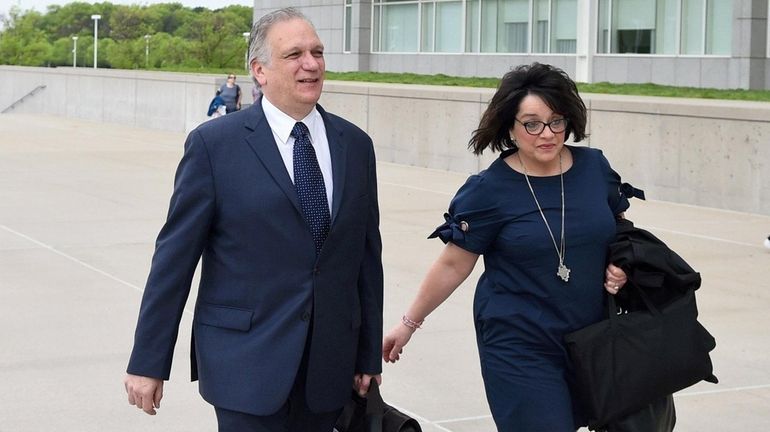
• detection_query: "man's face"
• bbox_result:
[253,18,325,119]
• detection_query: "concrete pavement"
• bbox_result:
[1,113,769,431]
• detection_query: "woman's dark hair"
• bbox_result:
[469,62,587,155]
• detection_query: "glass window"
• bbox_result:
[465,0,480,52]
[480,0,500,52]
[614,0,655,53]
[706,0,731,55]
[480,0,529,53]
[421,2,435,51]
[344,0,353,52]
[382,3,419,52]
[552,0,576,53]
[436,1,463,52]
[373,5,381,51]
[504,0,530,53]
[531,0,548,53]
[533,0,550,53]
[596,0,731,55]
[654,0,678,54]
[598,0,610,53]
[681,0,705,54]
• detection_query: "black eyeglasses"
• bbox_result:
[227,75,235,79]
[515,118,568,135]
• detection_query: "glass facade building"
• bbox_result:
[252,1,769,90]
[370,0,579,54]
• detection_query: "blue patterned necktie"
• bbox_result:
[291,121,330,255]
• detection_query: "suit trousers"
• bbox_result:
[214,320,343,432]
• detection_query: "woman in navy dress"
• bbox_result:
[383,63,631,431]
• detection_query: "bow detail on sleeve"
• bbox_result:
[428,212,469,243]
[620,182,646,200]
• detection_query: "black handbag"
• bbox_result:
[564,285,717,429]
[334,380,422,432]
[601,394,676,432]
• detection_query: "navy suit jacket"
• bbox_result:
[127,102,383,416]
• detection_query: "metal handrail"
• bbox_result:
[2,85,47,113]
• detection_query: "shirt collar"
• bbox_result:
[261,96,320,144]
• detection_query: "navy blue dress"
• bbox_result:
[430,146,630,431]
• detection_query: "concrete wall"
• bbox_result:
[0,66,258,132]
[584,95,770,216]
[1,65,769,216]
[592,56,741,89]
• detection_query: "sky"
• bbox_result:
[1,0,253,17]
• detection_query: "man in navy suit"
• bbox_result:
[123,8,383,431]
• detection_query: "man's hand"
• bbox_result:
[124,374,164,415]
[353,373,382,397]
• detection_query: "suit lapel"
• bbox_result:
[319,106,347,226]
[243,103,303,216]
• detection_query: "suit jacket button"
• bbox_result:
[301,311,311,321]
[313,267,320,275]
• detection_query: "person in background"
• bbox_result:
[382,62,631,431]
[207,89,226,118]
[123,7,383,432]
[219,73,242,113]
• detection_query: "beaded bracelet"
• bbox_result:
[401,315,424,330]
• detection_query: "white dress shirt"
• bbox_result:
[261,96,333,214]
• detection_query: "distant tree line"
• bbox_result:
[0,2,253,70]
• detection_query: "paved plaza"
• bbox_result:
[1,113,769,431]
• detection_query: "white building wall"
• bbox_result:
[251,0,770,89]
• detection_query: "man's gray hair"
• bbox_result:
[247,7,314,88]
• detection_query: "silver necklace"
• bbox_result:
[518,152,570,282]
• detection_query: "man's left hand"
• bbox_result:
[353,373,382,397]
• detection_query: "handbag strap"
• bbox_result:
[365,380,384,432]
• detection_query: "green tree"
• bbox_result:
[97,37,115,67]
[0,7,52,65]
[110,5,156,41]
[147,3,194,36]
[178,7,251,69]
[74,35,94,67]
[49,36,75,66]
[0,2,252,69]
[39,2,97,41]
[146,32,189,68]
[106,36,144,69]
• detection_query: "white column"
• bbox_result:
[91,14,101,69]
[72,36,78,68]
[242,32,251,71]
[574,0,595,83]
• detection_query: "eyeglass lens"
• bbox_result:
[522,119,567,135]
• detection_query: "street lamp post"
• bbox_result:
[144,34,151,68]
[72,36,78,68]
[242,32,250,71]
[91,14,101,69]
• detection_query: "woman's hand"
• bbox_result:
[382,322,416,363]
[604,263,627,295]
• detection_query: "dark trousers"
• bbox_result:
[214,323,343,432]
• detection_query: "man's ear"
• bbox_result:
[252,62,266,87]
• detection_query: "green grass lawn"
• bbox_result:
[326,71,770,102]
[159,66,770,102]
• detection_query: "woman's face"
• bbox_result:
[509,94,567,171]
